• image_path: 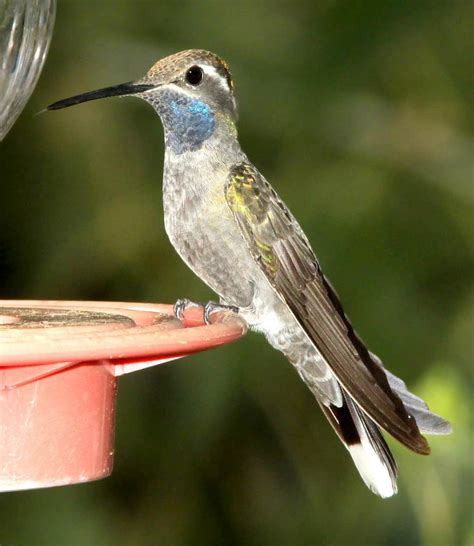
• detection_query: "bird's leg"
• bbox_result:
[173,298,204,320]
[174,298,239,324]
[204,301,239,325]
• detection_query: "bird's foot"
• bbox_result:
[204,302,239,325]
[173,298,204,320]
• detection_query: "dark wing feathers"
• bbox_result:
[225,162,430,455]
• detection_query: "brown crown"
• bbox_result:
[146,49,234,90]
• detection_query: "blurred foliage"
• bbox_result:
[1,1,473,545]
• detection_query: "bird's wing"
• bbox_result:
[225,162,429,454]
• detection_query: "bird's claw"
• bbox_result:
[204,302,239,325]
[173,298,203,320]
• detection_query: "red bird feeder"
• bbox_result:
[0,300,247,492]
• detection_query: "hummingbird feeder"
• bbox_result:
[0,300,247,492]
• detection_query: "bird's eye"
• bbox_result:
[185,65,203,86]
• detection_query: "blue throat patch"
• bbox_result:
[160,91,216,154]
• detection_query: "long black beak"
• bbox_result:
[46,81,155,111]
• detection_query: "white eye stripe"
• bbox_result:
[201,65,231,91]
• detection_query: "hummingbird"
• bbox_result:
[47,49,451,497]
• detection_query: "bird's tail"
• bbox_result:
[319,369,452,498]
[320,394,398,498]
[384,368,452,436]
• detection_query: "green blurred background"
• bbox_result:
[1,1,473,544]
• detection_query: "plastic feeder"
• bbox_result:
[0,0,56,141]
[0,300,247,492]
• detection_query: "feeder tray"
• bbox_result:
[0,300,247,492]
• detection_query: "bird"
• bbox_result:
[47,49,451,498]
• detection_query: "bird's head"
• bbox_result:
[141,49,237,120]
[47,49,238,152]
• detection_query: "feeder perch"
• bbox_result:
[0,300,247,492]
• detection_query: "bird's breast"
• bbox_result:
[162,160,257,308]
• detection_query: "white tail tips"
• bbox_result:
[348,441,397,498]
